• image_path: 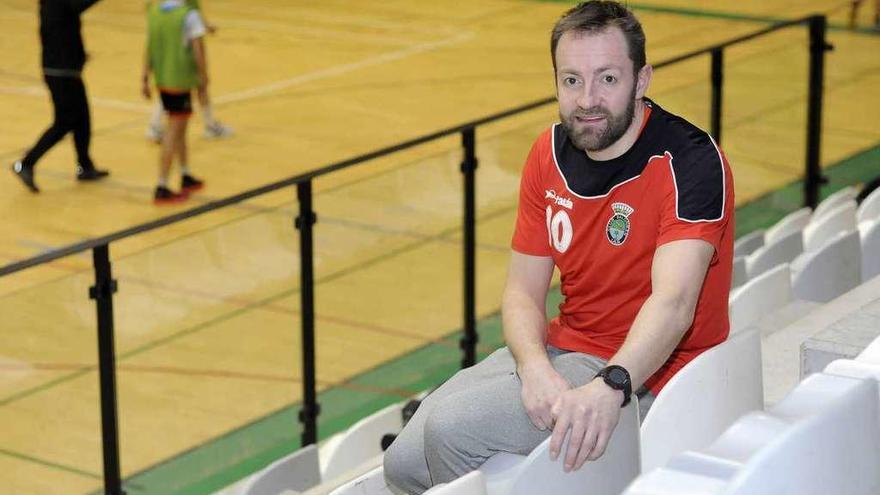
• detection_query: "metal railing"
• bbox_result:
[0,15,830,495]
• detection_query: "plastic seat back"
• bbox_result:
[729,264,791,334]
[479,401,641,495]
[733,229,765,258]
[625,373,880,495]
[857,186,880,225]
[321,403,405,481]
[812,185,856,221]
[802,200,857,252]
[640,328,763,473]
[746,230,803,279]
[764,207,811,245]
[859,220,880,282]
[791,230,861,303]
[243,445,321,495]
[328,465,393,495]
[424,471,488,495]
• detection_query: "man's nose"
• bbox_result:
[575,81,600,111]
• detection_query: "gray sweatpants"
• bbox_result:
[383,346,655,494]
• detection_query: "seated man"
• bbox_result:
[384,2,734,494]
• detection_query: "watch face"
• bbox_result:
[608,367,629,386]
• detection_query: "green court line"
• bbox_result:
[0,447,101,480]
[735,144,880,237]
[0,368,93,408]
[104,143,880,495]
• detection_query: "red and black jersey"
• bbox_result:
[511,98,734,395]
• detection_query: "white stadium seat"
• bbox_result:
[320,403,405,481]
[812,185,856,221]
[802,200,857,252]
[791,230,861,303]
[859,220,880,282]
[731,255,748,289]
[729,264,791,334]
[857,332,880,365]
[624,373,880,495]
[733,229,765,258]
[329,465,394,495]
[745,229,802,279]
[825,358,880,383]
[763,207,811,246]
[858,186,880,226]
[478,401,640,495]
[640,328,763,473]
[424,471,488,495]
[242,444,321,495]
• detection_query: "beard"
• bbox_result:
[561,88,637,153]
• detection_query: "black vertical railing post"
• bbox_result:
[296,181,319,446]
[710,48,724,144]
[90,244,124,495]
[460,127,478,369]
[805,15,831,209]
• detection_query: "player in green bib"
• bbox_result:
[144,0,231,143]
[142,0,208,203]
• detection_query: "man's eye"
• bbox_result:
[564,77,578,86]
[603,75,617,84]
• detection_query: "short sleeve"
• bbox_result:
[657,142,732,256]
[511,132,553,256]
[184,10,207,41]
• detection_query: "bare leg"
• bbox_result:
[160,115,187,183]
[197,85,214,127]
[147,101,164,142]
[174,115,190,171]
[197,85,232,137]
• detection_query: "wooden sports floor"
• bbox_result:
[0,0,877,493]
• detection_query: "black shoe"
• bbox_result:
[154,186,189,205]
[76,165,110,182]
[11,161,38,193]
[181,174,204,192]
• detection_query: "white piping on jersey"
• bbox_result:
[667,133,726,223]
[550,123,644,200]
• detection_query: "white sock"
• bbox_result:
[202,104,215,127]
[158,176,168,188]
[149,102,163,129]
[180,165,191,176]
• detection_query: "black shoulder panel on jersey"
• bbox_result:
[664,114,725,221]
[552,124,653,198]
[551,99,725,213]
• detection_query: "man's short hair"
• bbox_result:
[550,1,646,76]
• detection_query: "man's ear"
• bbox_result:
[635,64,653,99]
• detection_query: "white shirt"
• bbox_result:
[158,0,207,44]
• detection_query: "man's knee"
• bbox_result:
[423,397,471,455]
[384,432,428,493]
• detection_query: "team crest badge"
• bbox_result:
[606,202,634,246]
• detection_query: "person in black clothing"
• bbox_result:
[11,0,109,193]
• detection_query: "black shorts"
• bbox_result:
[159,90,193,117]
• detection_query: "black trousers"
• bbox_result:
[22,74,94,169]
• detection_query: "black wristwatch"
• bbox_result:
[595,365,632,407]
